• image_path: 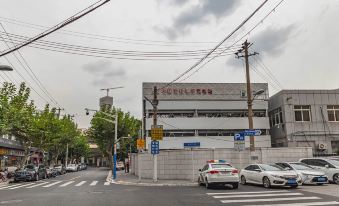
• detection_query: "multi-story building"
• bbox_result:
[0,135,24,169]
[142,82,271,149]
[269,89,339,154]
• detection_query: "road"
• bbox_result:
[0,167,338,206]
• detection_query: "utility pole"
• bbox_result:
[56,108,64,119]
[152,86,158,182]
[236,40,258,152]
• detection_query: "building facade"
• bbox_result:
[268,89,339,155]
[0,135,24,169]
[142,82,271,150]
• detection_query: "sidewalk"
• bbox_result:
[108,171,197,187]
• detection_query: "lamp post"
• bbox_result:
[0,65,13,71]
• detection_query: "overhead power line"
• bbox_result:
[161,0,269,89]
[0,0,110,57]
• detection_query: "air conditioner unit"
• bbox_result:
[317,143,328,150]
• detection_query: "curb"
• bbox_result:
[110,180,198,187]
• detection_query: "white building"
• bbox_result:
[142,82,271,150]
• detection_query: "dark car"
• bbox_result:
[14,164,47,182]
[53,164,66,175]
[46,166,58,178]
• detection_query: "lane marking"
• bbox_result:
[8,183,35,190]
[0,200,23,204]
[42,181,62,188]
[26,182,49,188]
[207,190,289,195]
[214,192,303,199]
[0,184,22,190]
[75,181,86,186]
[59,181,75,187]
[244,201,339,206]
[104,182,110,186]
[221,197,321,204]
[90,181,98,186]
[69,175,82,181]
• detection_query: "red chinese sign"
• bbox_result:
[160,88,213,95]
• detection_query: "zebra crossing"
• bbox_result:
[206,190,339,206]
[0,180,111,190]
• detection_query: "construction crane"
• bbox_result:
[101,86,124,96]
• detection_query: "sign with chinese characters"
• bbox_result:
[160,88,213,96]
[137,139,145,150]
[151,141,159,154]
[183,142,200,148]
[234,133,245,151]
[151,125,163,141]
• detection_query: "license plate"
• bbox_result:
[287,179,297,184]
[220,171,230,175]
[317,177,326,182]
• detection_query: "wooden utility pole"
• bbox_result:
[236,40,258,152]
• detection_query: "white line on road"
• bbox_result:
[221,197,321,204]
[0,184,22,190]
[8,183,35,190]
[207,190,289,195]
[42,181,62,188]
[69,175,82,181]
[214,192,303,199]
[0,200,23,204]
[75,181,86,186]
[90,181,98,186]
[26,182,49,188]
[244,201,339,206]
[59,181,75,187]
[104,182,110,186]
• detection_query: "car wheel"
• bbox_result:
[205,178,211,189]
[263,177,271,188]
[241,175,247,185]
[333,174,339,184]
[232,182,239,189]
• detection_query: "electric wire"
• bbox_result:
[250,62,280,92]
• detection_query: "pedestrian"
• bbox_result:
[126,161,129,173]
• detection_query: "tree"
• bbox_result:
[70,135,90,163]
[88,107,140,169]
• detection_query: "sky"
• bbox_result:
[0,0,338,128]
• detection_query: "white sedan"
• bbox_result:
[198,160,239,189]
[240,164,302,188]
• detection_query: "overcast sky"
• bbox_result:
[0,0,338,128]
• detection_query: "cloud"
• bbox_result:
[82,60,126,86]
[157,0,240,40]
[160,0,190,7]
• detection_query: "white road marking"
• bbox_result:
[8,183,35,190]
[42,181,62,188]
[221,197,321,204]
[104,182,110,186]
[207,190,289,195]
[69,175,82,181]
[26,182,49,188]
[214,192,303,199]
[244,201,339,206]
[59,181,75,187]
[75,181,86,186]
[0,184,22,190]
[90,181,98,186]
[0,200,23,204]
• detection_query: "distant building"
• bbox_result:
[142,82,271,150]
[269,89,339,155]
[99,96,113,108]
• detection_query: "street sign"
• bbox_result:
[151,125,163,141]
[234,133,245,141]
[151,140,159,154]
[234,133,245,151]
[184,142,200,148]
[137,139,145,150]
[244,129,262,136]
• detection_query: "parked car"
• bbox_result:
[6,166,18,178]
[275,162,328,185]
[198,160,239,189]
[80,163,87,170]
[53,164,66,175]
[66,164,78,172]
[300,158,339,184]
[14,164,47,182]
[45,166,58,178]
[240,164,302,188]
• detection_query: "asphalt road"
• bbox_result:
[0,167,338,206]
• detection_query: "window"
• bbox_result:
[294,105,311,122]
[244,165,254,171]
[269,107,283,126]
[252,165,261,171]
[327,105,339,122]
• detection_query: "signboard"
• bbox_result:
[151,125,163,141]
[151,140,159,154]
[137,139,145,150]
[184,142,200,148]
[244,129,262,136]
[234,133,245,151]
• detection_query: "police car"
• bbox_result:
[198,160,239,189]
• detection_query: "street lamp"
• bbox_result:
[0,65,13,71]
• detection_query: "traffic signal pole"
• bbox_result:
[152,86,158,182]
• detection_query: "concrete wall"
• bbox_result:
[131,147,313,181]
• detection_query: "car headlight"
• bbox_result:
[301,173,312,178]
[271,175,282,179]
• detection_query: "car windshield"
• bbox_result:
[68,164,75,166]
[290,163,314,170]
[260,164,283,171]
[24,165,35,170]
[328,159,339,166]
[211,164,232,169]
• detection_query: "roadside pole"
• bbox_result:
[191,148,194,182]
[152,86,158,183]
[65,143,69,167]
[113,114,118,180]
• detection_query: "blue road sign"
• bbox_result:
[151,140,159,154]
[184,142,200,148]
[234,133,245,141]
[244,129,262,136]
